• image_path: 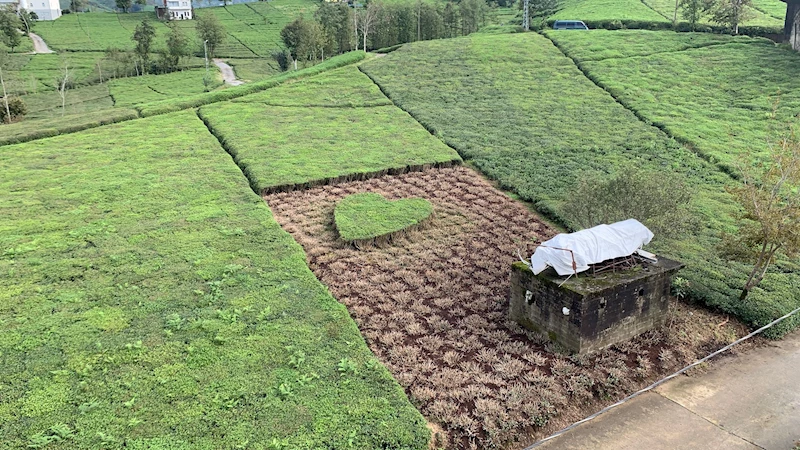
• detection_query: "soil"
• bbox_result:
[265,166,757,449]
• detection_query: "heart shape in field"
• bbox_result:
[334,193,433,243]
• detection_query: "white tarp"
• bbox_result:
[528,219,654,276]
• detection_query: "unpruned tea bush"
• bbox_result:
[0,97,27,122]
[0,111,429,448]
[361,32,800,337]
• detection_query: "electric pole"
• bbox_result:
[523,0,530,31]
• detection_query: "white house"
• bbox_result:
[0,0,61,20]
[161,0,192,20]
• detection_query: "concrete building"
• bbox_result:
[155,0,192,20]
[0,0,61,20]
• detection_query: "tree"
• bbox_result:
[0,96,26,123]
[520,0,560,20]
[0,50,11,123]
[707,0,753,34]
[55,59,70,116]
[132,19,155,74]
[18,8,37,34]
[561,167,694,239]
[459,0,487,35]
[679,0,712,30]
[162,22,189,71]
[116,0,133,12]
[358,2,380,51]
[315,3,353,54]
[443,1,459,38]
[0,6,22,52]
[280,18,330,67]
[196,14,226,58]
[70,0,88,12]
[722,128,800,300]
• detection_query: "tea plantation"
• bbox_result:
[361,32,800,337]
[0,111,429,449]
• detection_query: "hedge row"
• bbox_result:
[545,18,782,37]
[137,51,368,117]
[0,109,140,147]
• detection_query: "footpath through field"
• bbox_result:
[535,330,800,450]
[28,32,53,54]
[214,58,244,86]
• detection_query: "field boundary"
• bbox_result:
[543,32,741,179]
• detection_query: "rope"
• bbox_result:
[523,305,800,449]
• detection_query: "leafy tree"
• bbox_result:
[196,14,226,58]
[707,0,753,34]
[70,0,88,12]
[315,3,353,54]
[116,0,133,12]
[132,19,156,74]
[722,128,800,300]
[0,6,22,52]
[0,96,26,123]
[459,0,487,35]
[162,22,189,71]
[520,0,560,19]
[280,18,331,66]
[679,0,711,30]
[561,167,694,239]
[18,8,37,34]
[443,1,460,38]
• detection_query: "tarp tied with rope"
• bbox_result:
[528,219,654,276]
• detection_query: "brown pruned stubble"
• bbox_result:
[265,166,755,449]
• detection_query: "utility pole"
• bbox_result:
[523,0,530,31]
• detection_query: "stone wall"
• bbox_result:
[509,258,683,354]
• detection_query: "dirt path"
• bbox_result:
[213,58,243,86]
[29,32,54,54]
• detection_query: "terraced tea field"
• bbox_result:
[199,65,461,193]
[0,110,429,449]
[361,32,800,339]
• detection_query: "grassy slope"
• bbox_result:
[360,32,800,337]
[0,110,429,449]
[199,66,461,193]
[231,65,394,106]
[641,0,784,29]
[547,31,800,170]
[36,0,315,56]
[108,68,223,107]
[550,0,669,24]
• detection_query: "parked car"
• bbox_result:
[552,20,589,30]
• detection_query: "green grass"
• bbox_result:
[15,84,113,119]
[109,68,223,107]
[232,65,393,107]
[226,57,280,82]
[550,0,670,25]
[36,1,316,56]
[0,108,139,146]
[548,31,800,170]
[335,193,433,242]
[361,32,800,337]
[0,110,429,449]
[641,0,784,30]
[542,29,762,61]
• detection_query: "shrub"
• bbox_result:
[0,97,27,123]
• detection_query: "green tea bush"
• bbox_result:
[137,51,366,117]
[0,97,27,122]
[361,32,800,337]
[0,111,429,448]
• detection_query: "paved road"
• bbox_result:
[213,58,243,86]
[29,32,54,54]
[536,330,800,450]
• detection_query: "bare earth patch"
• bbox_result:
[265,166,756,449]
